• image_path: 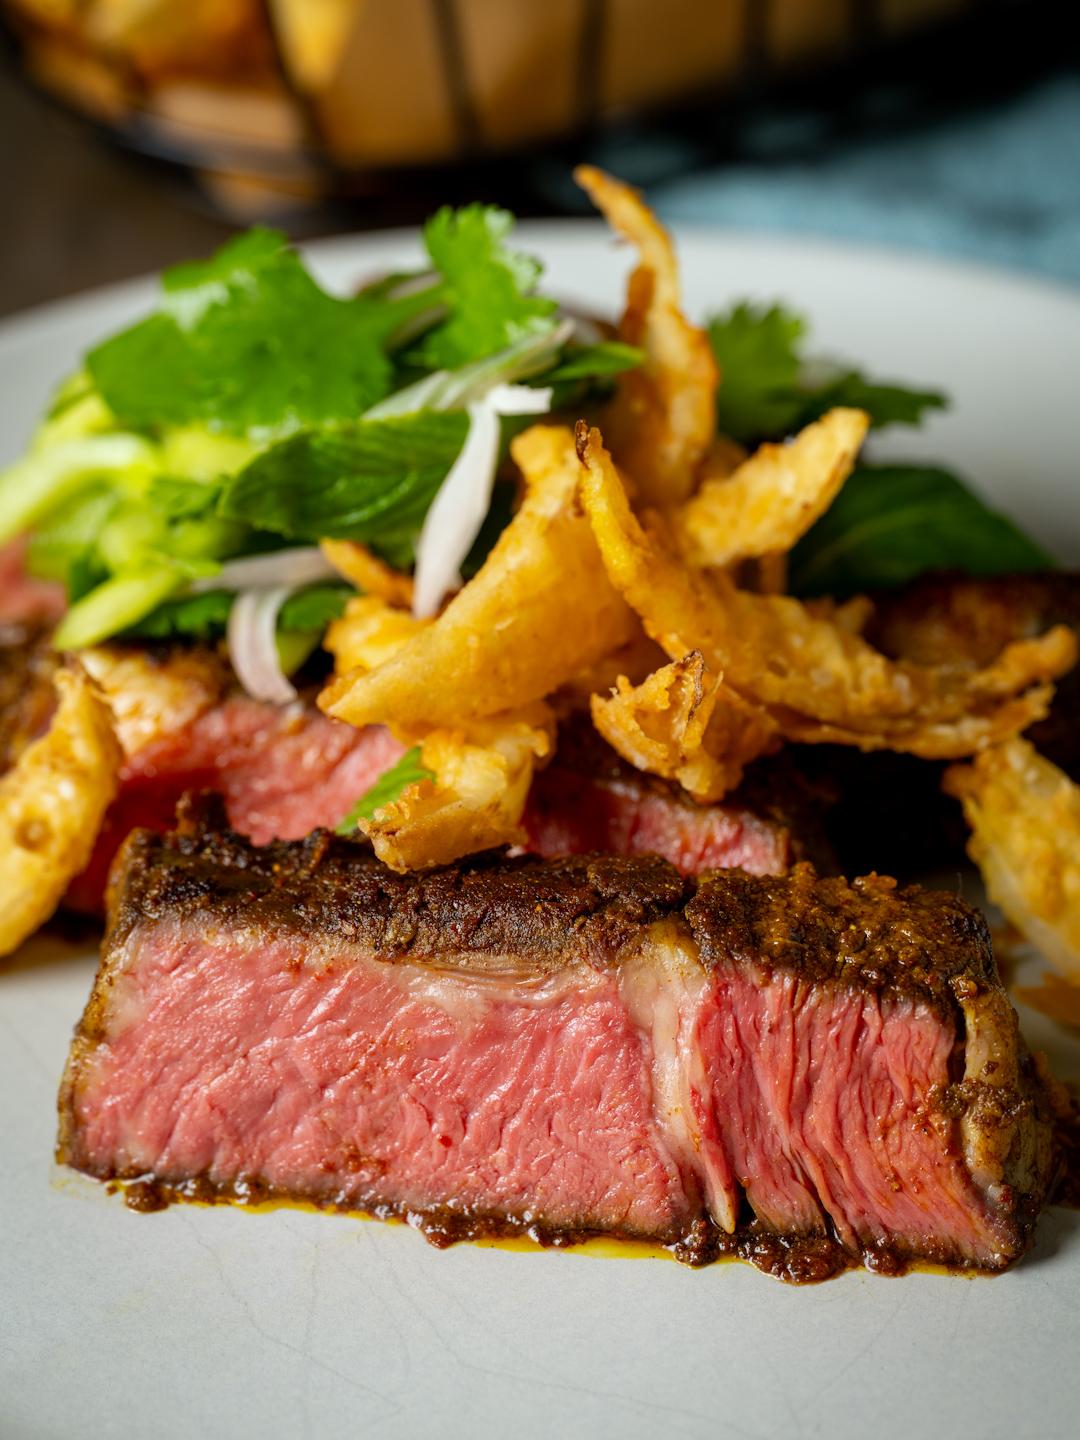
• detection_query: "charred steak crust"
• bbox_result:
[101,797,692,974]
[108,796,979,1005]
[60,800,1054,1277]
[686,867,995,1006]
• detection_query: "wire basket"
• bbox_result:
[3,0,988,204]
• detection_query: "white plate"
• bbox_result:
[2,226,1079,1440]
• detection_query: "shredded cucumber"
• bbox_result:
[53,565,187,650]
[0,434,158,545]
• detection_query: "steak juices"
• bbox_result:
[58,799,1053,1282]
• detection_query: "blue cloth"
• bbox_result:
[634,76,1080,287]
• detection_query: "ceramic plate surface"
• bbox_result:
[2,225,1079,1440]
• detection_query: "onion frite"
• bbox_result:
[0,666,120,957]
[576,423,1075,760]
[945,740,1080,982]
[321,538,415,609]
[674,408,870,570]
[574,166,717,507]
[320,424,636,732]
[358,705,556,872]
[591,651,779,803]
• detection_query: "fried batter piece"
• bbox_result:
[575,166,717,506]
[945,738,1080,981]
[0,666,121,958]
[591,651,779,803]
[577,423,1076,762]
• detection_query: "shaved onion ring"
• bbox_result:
[191,547,337,595]
[227,587,297,705]
[412,383,553,619]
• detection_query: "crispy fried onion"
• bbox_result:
[324,594,427,678]
[321,424,636,731]
[325,593,556,872]
[359,705,556,872]
[320,539,414,609]
[945,739,1080,981]
[674,407,870,570]
[80,643,226,756]
[575,165,717,507]
[591,651,780,802]
[577,423,1076,759]
[0,666,121,958]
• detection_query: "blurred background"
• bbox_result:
[1,0,1077,318]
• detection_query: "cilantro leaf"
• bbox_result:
[87,229,420,438]
[336,748,435,834]
[218,411,469,569]
[709,303,807,444]
[708,301,946,444]
[801,373,946,430]
[789,464,1051,599]
[416,206,557,370]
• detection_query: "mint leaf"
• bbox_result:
[336,748,435,834]
[416,206,557,370]
[148,474,223,521]
[708,301,946,444]
[218,411,469,569]
[87,229,417,437]
[789,464,1051,599]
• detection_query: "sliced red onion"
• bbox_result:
[190,546,337,595]
[412,382,553,619]
[226,586,297,705]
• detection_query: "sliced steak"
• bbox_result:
[66,693,404,912]
[59,801,1052,1280]
[68,696,809,913]
[523,715,831,877]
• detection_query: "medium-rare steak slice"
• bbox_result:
[67,699,809,914]
[523,715,832,877]
[66,689,405,912]
[58,800,1052,1281]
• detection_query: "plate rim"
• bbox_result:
[2,217,1079,347]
